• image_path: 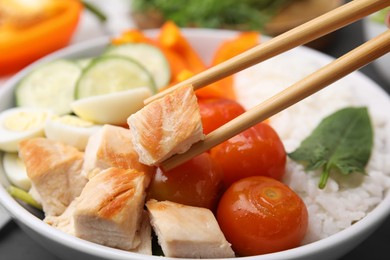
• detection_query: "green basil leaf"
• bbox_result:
[288,107,373,189]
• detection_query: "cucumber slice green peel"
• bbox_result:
[15,59,82,115]
[103,43,171,90]
[75,55,157,99]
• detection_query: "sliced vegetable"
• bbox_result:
[196,31,259,100]
[15,59,82,115]
[158,21,206,74]
[195,77,235,100]
[103,43,171,89]
[0,0,83,76]
[111,28,155,45]
[160,47,191,85]
[211,32,260,66]
[75,56,156,99]
[162,69,194,92]
[288,107,373,189]
[111,29,190,86]
[74,58,93,69]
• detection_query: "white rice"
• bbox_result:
[234,50,390,244]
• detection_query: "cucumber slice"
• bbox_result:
[75,56,156,99]
[103,43,170,89]
[15,60,82,115]
[74,58,93,69]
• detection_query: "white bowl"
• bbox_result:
[1,28,390,260]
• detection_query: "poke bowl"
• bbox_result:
[0,27,390,260]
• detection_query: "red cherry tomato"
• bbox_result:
[217,176,308,256]
[198,97,245,134]
[147,152,224,211]
[210,122,286,188]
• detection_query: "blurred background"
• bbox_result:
[0,0,388,84]
[0,0,390,259]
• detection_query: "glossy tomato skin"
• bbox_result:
[198,97,245,135]
[147,152,224,211]
[210,122,286,188]
[217,176,308,256]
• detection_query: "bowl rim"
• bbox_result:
[1,27,390,260]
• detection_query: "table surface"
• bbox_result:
[1,11,390,260]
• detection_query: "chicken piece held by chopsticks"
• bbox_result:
[128,85,204,166]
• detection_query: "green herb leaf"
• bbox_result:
[132,0,292,31]
[288,107,373,189]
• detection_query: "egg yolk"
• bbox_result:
[4,111,52,131]
[54,115,94,127]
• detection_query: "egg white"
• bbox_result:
[2,152,30,191]
[71,87,152,125]
[0,107,55,152]
[44,115,102,151]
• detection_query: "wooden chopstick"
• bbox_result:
[145,0,389,105]
[160,28,390,171]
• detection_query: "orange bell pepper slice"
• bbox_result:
[211,32,260,65]
[0,0,83,76]
[195,77,236,100]
[160,47,192,83]
[159,69,194,93]
[196,32,260,100]
[111,29,156,45]
[158,21,206,74]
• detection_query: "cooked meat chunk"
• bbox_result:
[82,124,155,179]
[146,200,235,258]
[73,167,150,251]
[128,85,204,166]
[44,200,76,235]
[19,137,87,216]
[130,211,153,255]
